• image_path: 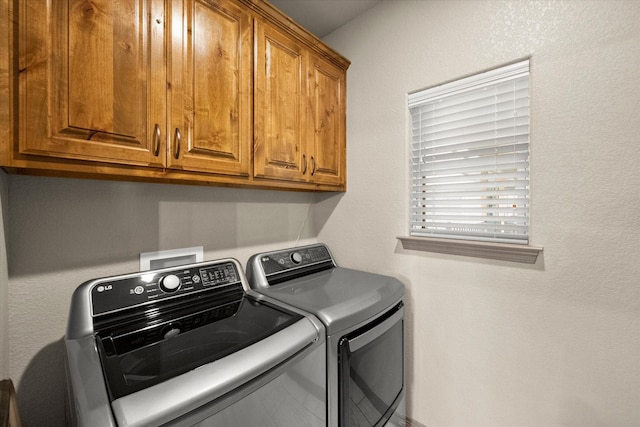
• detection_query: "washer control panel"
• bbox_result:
[91,261,240,316]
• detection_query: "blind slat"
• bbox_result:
[411,189,530,199]
[412,172,530,186]
[411,222,529,233]
[412,197,528,206]
[413,126,530,149]
[412,134,529,153]
[413,142,529,161]
[413,154,529,173]
[413,208,529,216]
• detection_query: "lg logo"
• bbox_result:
[96,284,113,293]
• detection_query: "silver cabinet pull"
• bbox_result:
[153,124,161,157]
[174,128,181,160]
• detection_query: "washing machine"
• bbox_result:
[65,257,326,426]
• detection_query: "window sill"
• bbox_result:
[397,236,542,264]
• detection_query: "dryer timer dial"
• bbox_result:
[290,252,303,264]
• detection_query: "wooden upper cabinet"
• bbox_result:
[8,0,349,190]
[253,19,308,182]
[19,0,166,167]
[253,17,347,188]
[308,54,346,186]
[167,0,251,176]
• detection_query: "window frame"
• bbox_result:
[399,59,542,263]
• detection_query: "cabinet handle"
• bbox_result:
[153,124,161,157]
[302,154,307,174]
[174,128,181,160]
[311,156,316,176]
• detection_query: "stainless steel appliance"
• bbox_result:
[247,244,406,427]
[64,258,326,427]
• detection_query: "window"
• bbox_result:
[408,60,530,245]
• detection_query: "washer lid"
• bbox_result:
[109,316,320,427]
[256,267,404,335]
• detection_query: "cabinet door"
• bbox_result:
[19,0,166,167]
[308,55,346,186]
[254,20,308,182]
[168,0,251,176]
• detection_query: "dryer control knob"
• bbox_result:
[291,252,303,264]
[159,274,181,293]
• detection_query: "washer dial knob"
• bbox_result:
[291,252,303,264]
[159,274,181,293]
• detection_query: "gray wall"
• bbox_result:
[4,1,640,426]
[0,171,8,379]
[321,0,640,426]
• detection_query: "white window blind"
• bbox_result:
[409,60,530,244]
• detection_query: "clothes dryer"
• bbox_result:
[247,244,406,427]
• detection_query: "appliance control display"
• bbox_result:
[91,261,241,316]
[260,245,332,275]
[200,264,238,286]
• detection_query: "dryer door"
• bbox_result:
[338,303,404,427]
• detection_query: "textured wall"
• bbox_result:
[320,1,640,426]
[5,1,640,426]
[0,172,8,379]
[0,0,10,380]
[5,175,327,426]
